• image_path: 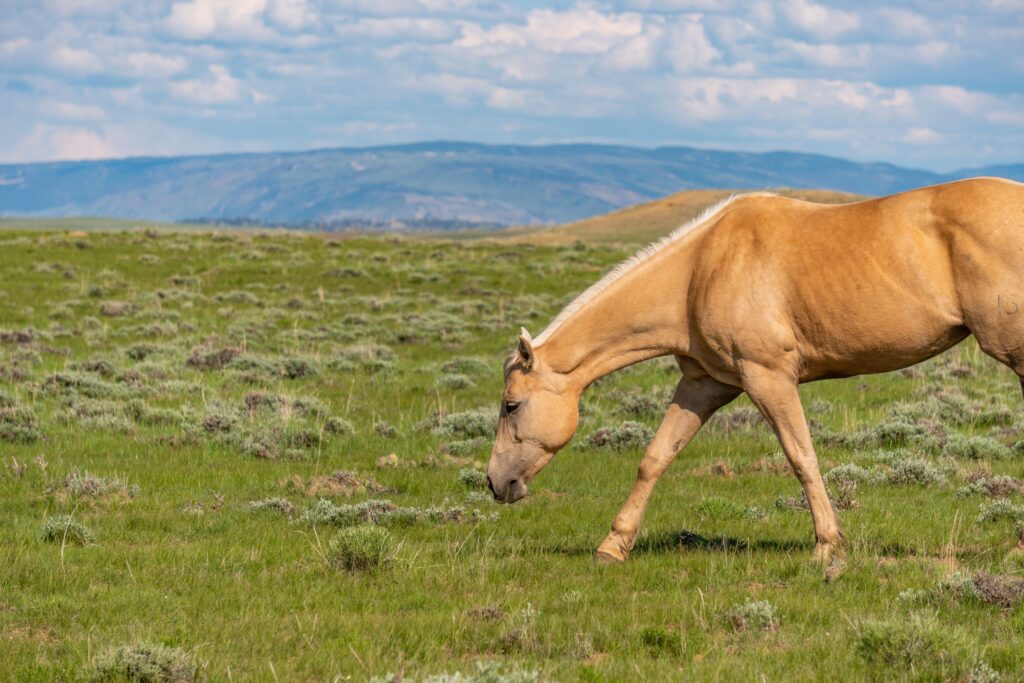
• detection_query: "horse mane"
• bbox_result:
[532,193,770,347]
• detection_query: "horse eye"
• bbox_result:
[504,401,521,415]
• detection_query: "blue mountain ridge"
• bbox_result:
[0,141,1020,228]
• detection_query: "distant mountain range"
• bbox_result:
[0,142,1021,229]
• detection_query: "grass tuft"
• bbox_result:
[40,515,94,545]
[89,642,197,682]
[977,499,1024,524]
[584,421,654,451]
[458,467,488,489]
[370,662,542,682]
[56,470,137,499]
[325,525,394,572]
[723,599,779,632]
[856,615,964,675]
[945,434,1012,460]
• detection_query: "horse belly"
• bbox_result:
[792,281,967,380]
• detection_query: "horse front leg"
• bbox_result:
[595,375,738,563]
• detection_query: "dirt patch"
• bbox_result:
[3,626,57,644]
[466,606,505,621]
[421,453,477,468]
[745,456,792,475]
[284,470,390,497]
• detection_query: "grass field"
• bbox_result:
[1,223,1024,682]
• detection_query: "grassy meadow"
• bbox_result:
[1,224,1023,682]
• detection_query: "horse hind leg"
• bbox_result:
[967,313,1024,389]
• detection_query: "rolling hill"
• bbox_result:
[0,141,1020,229]
[516,187,864,245]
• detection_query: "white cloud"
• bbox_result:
[669,77,914,122]
[983,0,1024,10]
[418,0,483,10]
[452,6,718,76]
[664,15,720,72]
[164,0,313,40]
[166,0,269,40]
[874,8,932,40]
[15,123,117,161]
[455,5,645,55]
[1,37,30,54]
[336,17,457,41]
[925,85,980,113]
[901,127,940,144]
[780,0,860,39]
[124,51,189,79]
[2,0,1023,170]
[623,0,728,9]
[779,40,871,68]
[603,26,662,71]
[417,73,541,111]
[50,45,102,73]
[268,0,314,30]
[988,110,1024,127]
[169,64,244,104]
[5,118,233,163]
[52,101,107,121]
[914,41,954,64]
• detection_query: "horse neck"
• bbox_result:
[534,244,695,391]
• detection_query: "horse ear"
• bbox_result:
[517,327,535,370]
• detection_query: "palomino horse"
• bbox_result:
[487,177,1024,565]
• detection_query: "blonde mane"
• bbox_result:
[533,193,770,347]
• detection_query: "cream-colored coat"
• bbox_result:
[487,177,1024,565]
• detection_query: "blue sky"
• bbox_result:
[2,0,1022,170]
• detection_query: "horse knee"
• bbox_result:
[637,459,661,484]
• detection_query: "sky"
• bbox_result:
[1,0,1022,171]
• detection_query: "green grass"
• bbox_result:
[1,227,1023,681]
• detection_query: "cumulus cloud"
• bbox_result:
[51,101,107,121]
[124,51,189,79]
[780,0,859,39]
[1,0,1022,169]
[169,64,245,104]
[417,73,542,111]
[268,0,315,30]
[664,15,720,72]
[779,40,871,68]
[164,0,313,40]
[15,123,118,161]
[50,45,103,74]
[451,4,720,76]
[336,17,457,41]
[455,5,646,55]
[668,76,915,122]
[165,0,270,40]
[874,8,932,40]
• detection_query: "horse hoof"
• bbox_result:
[594,550,626,564]
[823,558,846,582]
